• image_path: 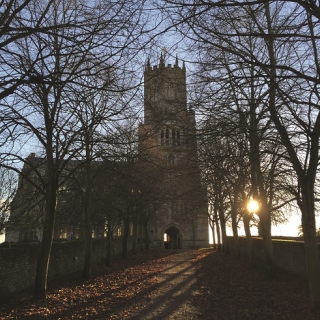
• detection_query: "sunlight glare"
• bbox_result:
[247,199,259,213]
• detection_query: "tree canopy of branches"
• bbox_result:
[160,0,320,309]
[0,0,151,299]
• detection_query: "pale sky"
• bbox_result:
[209,211,319,243]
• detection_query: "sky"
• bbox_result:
[271,213,302,237]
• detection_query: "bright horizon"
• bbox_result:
[209,211,320,244]
[1,212,317,245]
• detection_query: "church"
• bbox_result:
[6,56,209,249]
[138,55,209,248]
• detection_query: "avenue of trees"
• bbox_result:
[159,0,320,309]
[1,0,320,311]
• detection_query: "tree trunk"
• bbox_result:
[245,11,274,278]
[106,222,112,267]
[83,133,92,279]
[211,220,216,249]
[218,205,229,254]
[214,209,221,251]
[34,142,58,299]
[243,212,256,268]
[259,203,275,279]
[34,191,56,299]
[231,188,240,259]
[248,57,275,277]
[34,231,53,298]
[83,220,92,279]
[132,215,138,255]
[301,181,320,309]
[122,211,130,259]
[139,224,144,251]
[145,223,150,249]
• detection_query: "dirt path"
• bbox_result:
[131,250,201,320]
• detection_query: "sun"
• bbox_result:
[247,199,259,213]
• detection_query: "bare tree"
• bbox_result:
[69,62,132,278]
[0,167,17,235]
[0,0,149,299]
[198,126,232,252]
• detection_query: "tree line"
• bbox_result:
[0,0,164,299]
[158,0,320,310]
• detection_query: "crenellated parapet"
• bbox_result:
[145,53,186,72]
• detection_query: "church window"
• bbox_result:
[56,229,67,239]
[177,131,181,146]
[160,128,181,147]
[113,226,122,237]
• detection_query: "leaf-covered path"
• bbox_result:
[0,248,319,319]
[130,250,201,319]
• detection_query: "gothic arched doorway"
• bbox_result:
[163,224,182,249]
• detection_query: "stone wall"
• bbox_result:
[0,237,127,296]
[226,236,319,276]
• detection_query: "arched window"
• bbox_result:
[172,129,176,146]
[168,172,174,187]
[177,131,181,146]
[166,128,170,145]
[160,128,181,147]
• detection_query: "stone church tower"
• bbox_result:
[139,55,209,248]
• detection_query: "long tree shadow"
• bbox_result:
[50,250,202,319]
[52,249,209,319]
[1,249,176,317]
[1,249,214,319]
[130,265,200,319]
